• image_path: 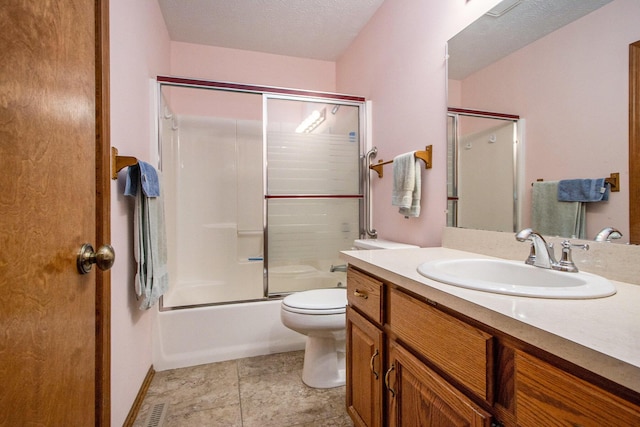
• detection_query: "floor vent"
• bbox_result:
[144,402,168,427]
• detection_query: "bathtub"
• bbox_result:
[152,263,345,371]
[152,299,305,371]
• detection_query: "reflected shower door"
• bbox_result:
[448,110,519,233]
[266,97,364,295]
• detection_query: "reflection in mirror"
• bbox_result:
[447,0,639,242]
[447,109,520,232]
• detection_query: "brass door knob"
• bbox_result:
[77,243,115,274]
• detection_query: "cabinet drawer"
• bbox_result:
[347,267,383,325]
[388,288,493,401]
[515,351,640,426]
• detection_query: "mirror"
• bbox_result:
[447,0,638,242]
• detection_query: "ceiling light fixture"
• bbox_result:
[295,108,326,133]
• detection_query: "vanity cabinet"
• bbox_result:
[346,267,492,426]
[345,266,640,427]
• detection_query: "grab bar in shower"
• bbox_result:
[369,145,433,178]
[364,147,378,238]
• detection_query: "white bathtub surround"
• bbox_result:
[152,299,305,371]
[340,245,640,394]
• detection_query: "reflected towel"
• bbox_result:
[532,181,586,239]
[392,152,421,218]
[125,166,168,310]
[558,178,609,202]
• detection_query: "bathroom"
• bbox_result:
[111,0,638,424]
[3,0,638,425]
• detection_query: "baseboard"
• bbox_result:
[123,365,155,427]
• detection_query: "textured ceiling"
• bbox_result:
[448,0,614,80]
[157,0,386,61]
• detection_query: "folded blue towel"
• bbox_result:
[124,162,160,198]
[557,178,609,202]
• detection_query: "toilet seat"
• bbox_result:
[282,288,347,315]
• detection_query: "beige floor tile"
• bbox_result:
[134,351,351,427]
[163,403,243,426]
[238,350,304,378]
[239,370,347,427]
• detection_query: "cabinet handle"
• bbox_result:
[353,289,368,299]
[384,364,396,397]
[370,348,379,379]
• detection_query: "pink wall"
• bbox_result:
[336,0,502,247]
[109,1,171,425]
[455,0,639,240]
[170,42,336,92]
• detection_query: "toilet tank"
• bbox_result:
[352,239,419,250]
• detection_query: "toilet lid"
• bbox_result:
[282,288,347,315]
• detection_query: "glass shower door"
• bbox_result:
[159,85,265,308]
[265,97,363,295]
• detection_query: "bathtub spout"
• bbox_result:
[330,264,348,273]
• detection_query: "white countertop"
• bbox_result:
[340,247,640,393]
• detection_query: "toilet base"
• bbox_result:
[301,336,346,389]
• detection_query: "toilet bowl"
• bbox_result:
[281,288,347,388]
[280,239,419,389]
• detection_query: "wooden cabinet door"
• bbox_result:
[347,306,384,427]
[387,342,492,427]
[516,351,640,427]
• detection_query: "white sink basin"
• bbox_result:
[417,258,616,299]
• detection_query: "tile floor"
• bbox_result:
[133,350,353,427]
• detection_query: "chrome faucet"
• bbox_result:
[515,228,589,272]
[330,264,348,272]
[515,228,556,269]
[594,227,623,242]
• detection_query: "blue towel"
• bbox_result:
[557,178,609,202]
[124,162,160,197]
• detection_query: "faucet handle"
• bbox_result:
[555,240,589,272]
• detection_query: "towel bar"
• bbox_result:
[532,173,620,192]
[369,145,432,178]
[111,147,138,180]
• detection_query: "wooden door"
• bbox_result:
[630,40,640,244]
[0,1,110,425]
[346,306,384,427]
[387,342,491,427]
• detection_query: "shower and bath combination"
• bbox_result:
[156,77,367,309]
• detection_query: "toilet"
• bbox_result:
[280,238,419,389]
